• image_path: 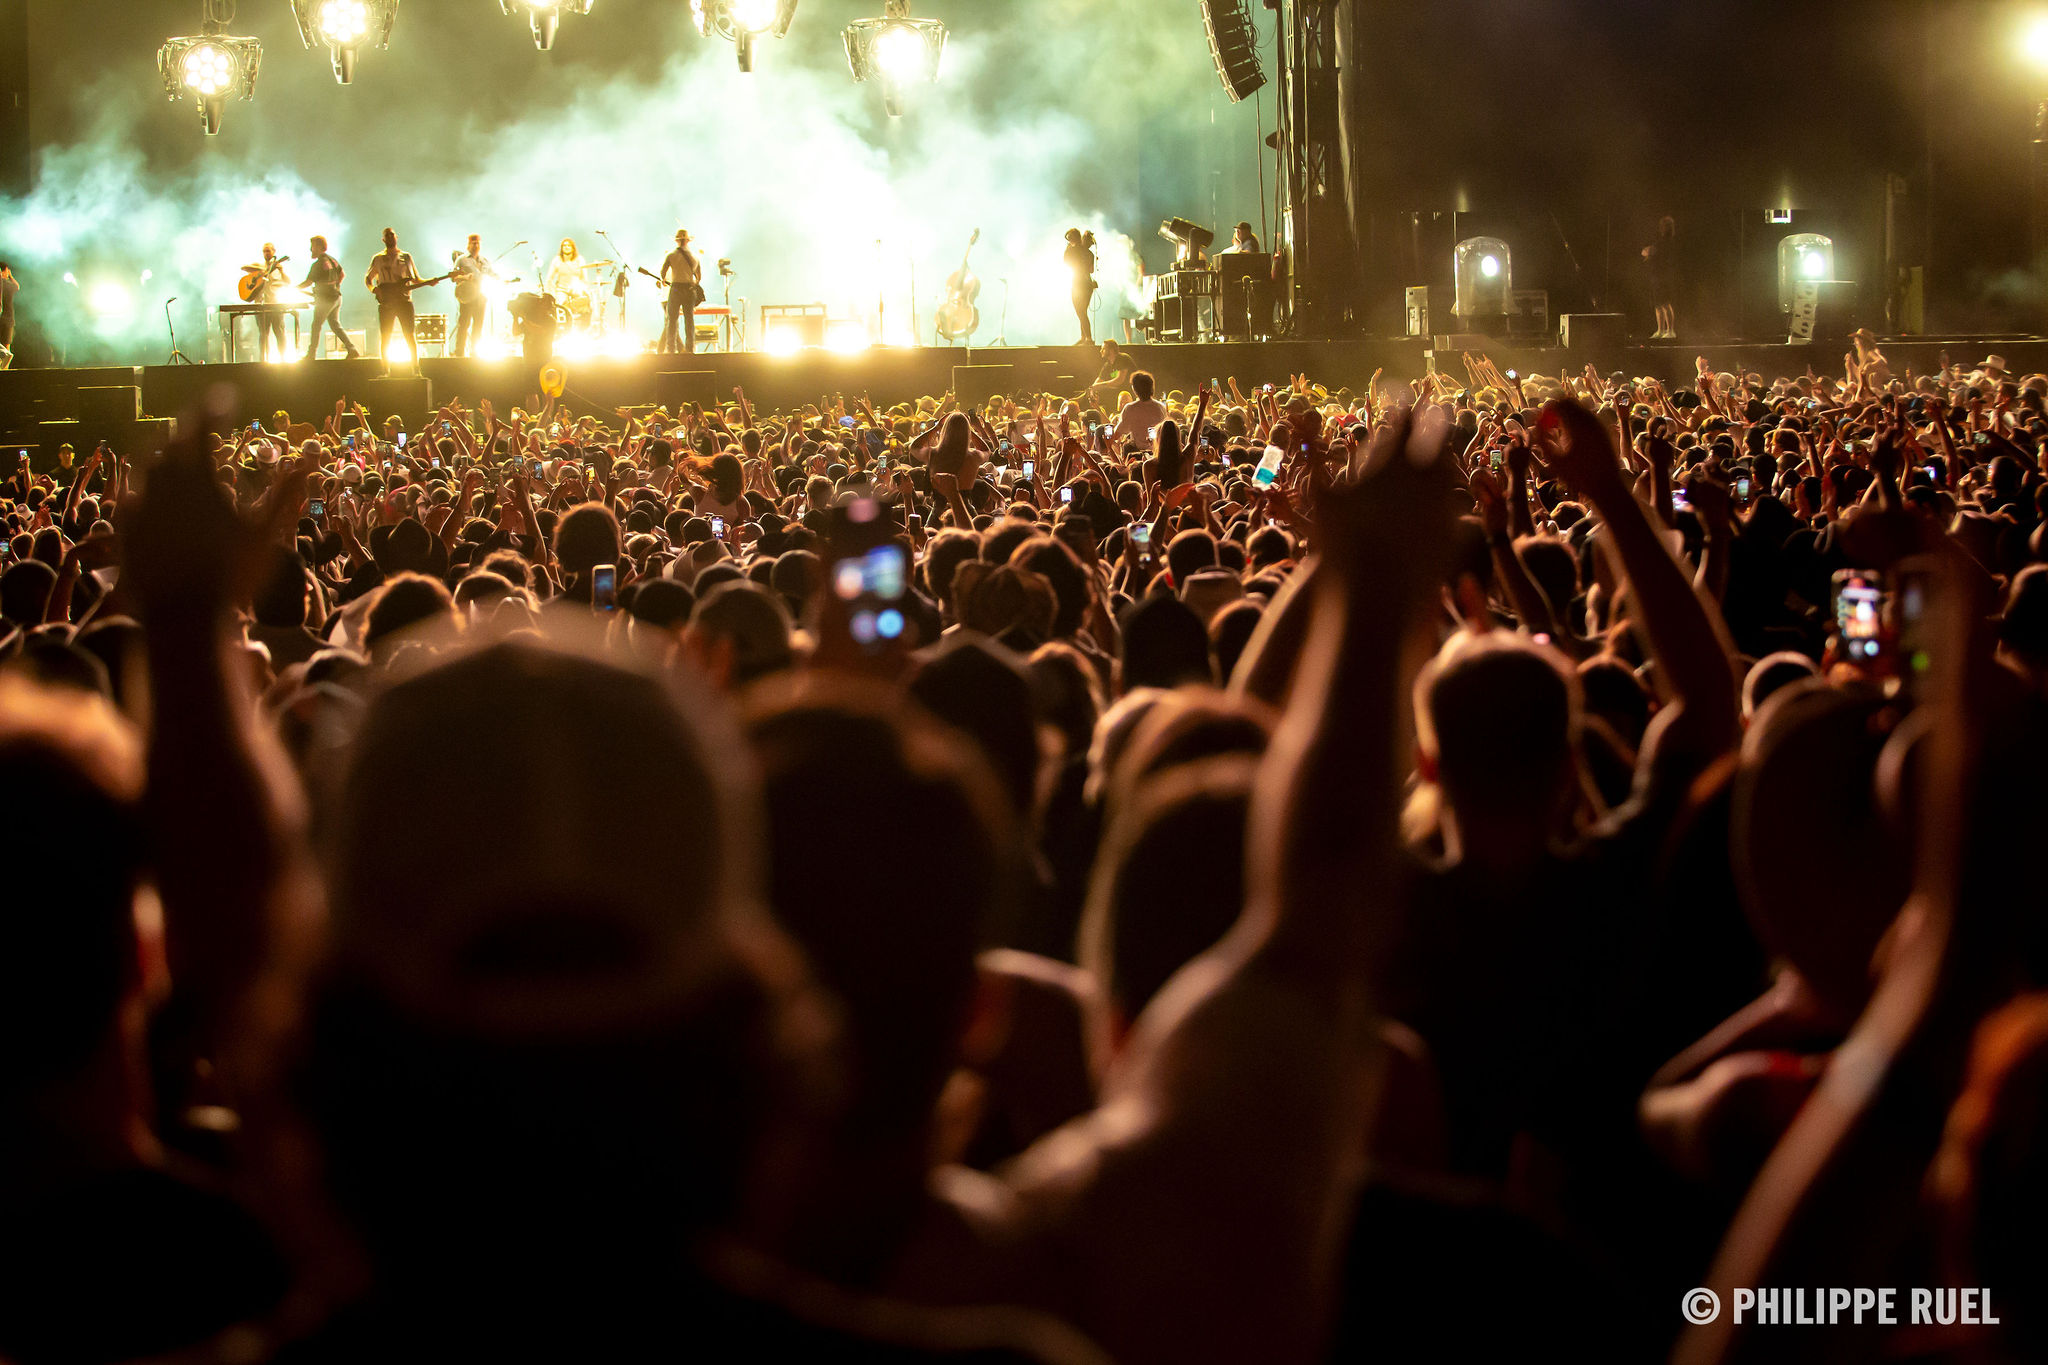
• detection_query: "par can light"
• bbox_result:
[156,1,262,136]
[501,0,595,52]
[693,0,799,72]
[843,0,945,116]
[291,0,401,84]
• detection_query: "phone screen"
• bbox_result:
[710,515,727,539]
[1671,487,1692,512]
[834,544,909,650]
[1021,460,1034,479]
[309,498,325,519]
[1060,486,1073,504]
[1131,523,1152,548]
[592,564,617,612]
[1833,571,1885,664]
[396,433,407,449]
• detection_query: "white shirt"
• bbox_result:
[1111,398,1167,445]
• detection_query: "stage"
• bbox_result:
[2,334,2044,467]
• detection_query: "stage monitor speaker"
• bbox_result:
[1200,0,1265,103]
[953,364,1016,408]
[1561,313,1630,351]
[1405,285,1452,338]
[363,375,432,419]
[1787,280,1858,344]
[1508,290,1549,339]
[78,386,142,424]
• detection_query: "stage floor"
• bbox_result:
[3,335,2045,459]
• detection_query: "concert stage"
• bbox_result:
[2,335,2044,467]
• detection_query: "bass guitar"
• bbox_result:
[371,271,456,307]
[935,229,981,343]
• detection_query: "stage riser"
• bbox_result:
[2,341,2042,456]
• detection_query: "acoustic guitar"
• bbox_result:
[237,257,291,303]
[935,229,981,342]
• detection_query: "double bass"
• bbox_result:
[935,228,981,343]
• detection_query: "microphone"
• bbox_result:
[166,297,179,305]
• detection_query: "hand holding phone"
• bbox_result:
[592,563,618,613]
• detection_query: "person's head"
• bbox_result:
[1007,535,1089,638]
[381,226,397,251]
[1742,651,1821,721]
[1166,528,1218,587]
[0,261,11,279]
[1079,756,1254,1072]
[0,680,149,1114]
[742,676,1017,1271]
[467,234,481,254]
[0,559,57,629]
[908,634,1040,824]
[1209,599,1263,686]
[1414,633,1578,845]
[253,548,313,629]
[558,238,578,260]
[309,235,327,255]
[1131,371,1156,403]
[709,451,744,503]
[687,581,794,690]
[553,502,621,584]
[1233,221,1254,244]
[262,242,276,261]
[311,639,825,1298]
[1733,680,1908,1021]
[363,572,458,662]
[1118,595,1211,692]
[675,229,690,247]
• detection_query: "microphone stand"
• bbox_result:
[596,230,632,338]
[992,278,1009,348]
[165,299,195,365]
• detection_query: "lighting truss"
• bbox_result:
[843,0,945,116]
[692,0,799,72]
[500,0,595,52]
[156,0,262,136]
[288,0,399,84]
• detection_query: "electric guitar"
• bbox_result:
[935,229,981,342]
[638,265,706,306]
[237,257,291,303]
[371,270,456,307]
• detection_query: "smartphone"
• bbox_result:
[1973,432,1991,448]
[1671,487,1692,513]
[592,563,617,613]
[1060,486,1073,504]
[431,456,441,469]
[840,415,858,429]
[529,459,543,476]
[1130,522,1152,550]
[1490,449,1504,473]
[710,515,727,539]
[1832,569,1887,667]
[396,433,407,449]
[833,543,909,651]
[1895,557,1936,693]
[309,498,325,519]
[1021,459,1034,480]
[1221,452,1232,467]
[441,421,452,436]
[1735,475,1751,502]
[1924,463,1942,483]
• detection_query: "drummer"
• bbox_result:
[544,238,610,330]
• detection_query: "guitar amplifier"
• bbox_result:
[1406,285,1452,338]
[1157,270,1219,300]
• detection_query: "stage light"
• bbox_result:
[1158,217,1215,266]
[157,2,262,136]
[763,323,803,356]
[1776,233,1836,310]
[386,335,414,364]
[1453,236,1513,322]
[825,319,871,353]
[694,0,798,71]
[140,270,154,283]
[844,1,945,116]
[501,0,593,52]
[2026,15,2048,69]
[62,273,76,286]
[291,0,399,84]
[1199,0,1265,103]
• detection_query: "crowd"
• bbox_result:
[2,334,2047,1364]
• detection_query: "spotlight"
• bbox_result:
[694,0,798,72]
[1479,254,1501,279]
[1158,217,1215,266]
[2026,15,2048,70]
[1453,236,1512,322]
[763,324,803,356]
[1777,232,1835,309]
[88,281,135,330]
[825,319,871,353]
[843,0,945,116]
[156,1,262,136]
[291,0,400,84]
[501,0,594,52]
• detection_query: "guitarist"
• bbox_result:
[299,234,357,361]
[450,233,499,358]
[364,227,428,372]
[240,243,290,360]
[658,229,702,355]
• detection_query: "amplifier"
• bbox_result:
[1406,285,1452,338]
[1561,313,1630,350]
[1157,270,1219,300]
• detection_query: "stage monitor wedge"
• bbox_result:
[1201,0,1266,103]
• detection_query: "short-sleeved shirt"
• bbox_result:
[0,273,18,319]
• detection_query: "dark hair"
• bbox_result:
[1119,595,1211,691]
[1131,371,1156,402]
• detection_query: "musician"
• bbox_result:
[659,229,701,355]
[241,243,290,360]
[1064,228,1097,346]
[450,234,498,359]
[300,235,357,360]
[0,262,16,369]
[545,238,594,330]
[364,227,422,372]
[1225,222,1261,255]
